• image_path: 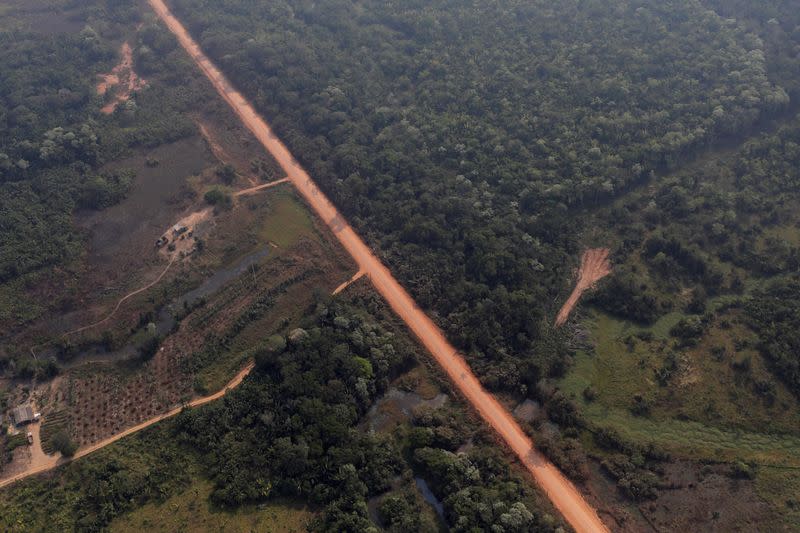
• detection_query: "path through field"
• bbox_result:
[146,1,609,530]
[233,177,290,197]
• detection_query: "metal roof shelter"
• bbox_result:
[11,405,34,426]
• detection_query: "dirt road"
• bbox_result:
[65,255,177,338]
[555,248,612,327]
[30,255,177,359]
[332,270,365,295]
[233,177,290,197]
[147,1,609,531]
[0,362,254,490]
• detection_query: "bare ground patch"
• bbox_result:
[97,43,147,114]
[556,248,612,327]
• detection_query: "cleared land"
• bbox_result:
[97,42,147,114]
[555,248,611,327]
[0,362,252,490]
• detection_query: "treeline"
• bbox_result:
[746,278,800,397]
[591,115,800,324]
[166,0,789,395]
[172,302,563,531]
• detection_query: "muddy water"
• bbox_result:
[154,245,271,334]
[362,387,447,431]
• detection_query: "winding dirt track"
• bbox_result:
[30,256,177,359]
[0,362,254,490]
[148,1,609,531]
[66,255,177,337]
[234,177,290,197]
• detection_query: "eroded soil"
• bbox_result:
[97,42,146,114]
[555,248,612,327]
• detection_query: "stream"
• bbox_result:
[61,245,271,370]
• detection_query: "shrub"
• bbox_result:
[51,430,78,457]
[204,187,232,209]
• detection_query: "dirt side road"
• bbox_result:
[147,1,610,531]
[0,362,254,491]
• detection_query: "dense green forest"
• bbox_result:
[167,0,794,396]
[0,300,563,533]
[3,0,800,530]
[162,0,800,527]
[0,0,204,330]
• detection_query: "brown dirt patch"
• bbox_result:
[156,207,213,261]
[97,42,147,114]
[641,462,773,532]
[196,119,284,187]
[555,248,612,327]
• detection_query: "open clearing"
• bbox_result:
[561,310,800,442]
[97,42,147,114]
[109,478,313,533]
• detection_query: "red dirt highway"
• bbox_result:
[147,1,611,531]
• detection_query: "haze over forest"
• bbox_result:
[1,0,799,531]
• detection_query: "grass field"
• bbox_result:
[562,310,800,464]
[755,467,800,531]
[579,402,800,465]
[110,478,314,533]
[560,304,800,530]
[257,191,315,248]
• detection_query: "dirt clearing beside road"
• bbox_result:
[97,42,146,114]
[555,248,611,327]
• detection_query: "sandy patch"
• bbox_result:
[157,207,212,260]
[555,248,612,327]
[97,42,147,114]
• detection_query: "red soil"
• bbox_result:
[555,248,612,327]
[97,42,146,114]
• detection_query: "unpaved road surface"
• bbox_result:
[148,1,609,530]
[0,362,254,490]
[555,248,612,327]
[332,270,365,295]
[233,177,290,197]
